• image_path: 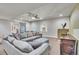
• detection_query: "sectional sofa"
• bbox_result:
[3,34,49,55]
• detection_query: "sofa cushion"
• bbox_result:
[21,36,40,42]
[20,32,27,39]
[13,33,20,40]
[3,36,8,40]
[8,36,16,43]
[27,32,33,37]
[28,43,49,55]
[28,38,48,48]
[13,40,34,53]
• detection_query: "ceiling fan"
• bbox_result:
[26,12,40,19]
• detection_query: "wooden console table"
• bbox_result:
[60,35,78,55]
[57,29,69,38]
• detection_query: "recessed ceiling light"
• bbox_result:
[40,17,43,19]
[59,14,63,16]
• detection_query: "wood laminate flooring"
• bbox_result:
[48,37,60,55]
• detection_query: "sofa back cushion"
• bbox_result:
[28,38,48,48]
[27,32,33,37]
[20,32,27,39]
[8,36,16,43]
[12,33,20,40]
[13,40,34,53]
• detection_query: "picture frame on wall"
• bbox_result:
[20,23,26,33]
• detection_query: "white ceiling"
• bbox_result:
[0,3,77,21]
[0,3,48,20]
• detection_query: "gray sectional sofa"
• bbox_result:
[20,31,42,39]
[3,35,49,55]
[3,40,49,55]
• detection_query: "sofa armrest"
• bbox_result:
[28,43,49,55]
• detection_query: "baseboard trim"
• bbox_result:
[42,35,58,38]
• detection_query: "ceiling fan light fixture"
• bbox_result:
[32,17,36,19]
[59,14,63,16]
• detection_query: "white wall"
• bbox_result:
[73,29,79,39]
[31,22,38,31]
[2,17,68,38]
[0,20,32,37]
[0,20,11,37]
[26,22,31,31]
[70,5,79,40]
[70,6,79,29]
[69,4,79,55]
[31,17,69,37]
